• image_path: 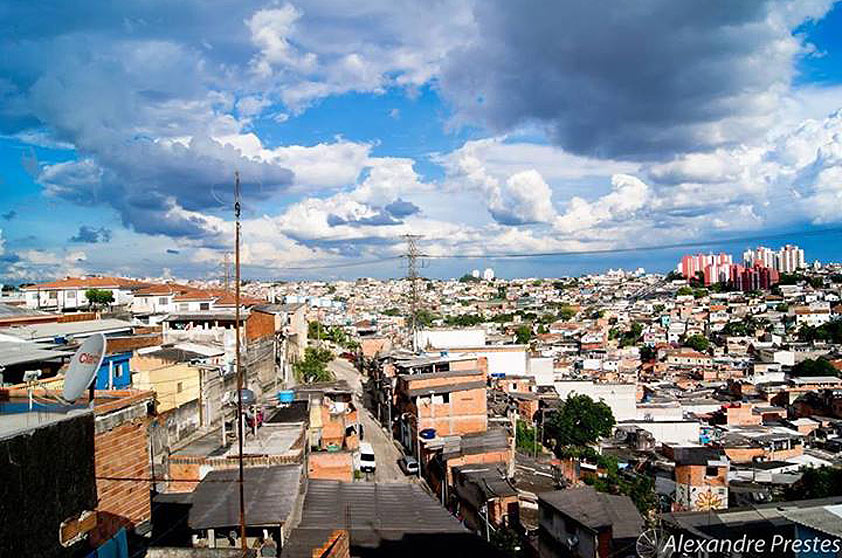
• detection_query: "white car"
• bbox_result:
[358,442,376,473]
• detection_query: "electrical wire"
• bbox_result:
[229,225,842,273]
[420,225,842,260]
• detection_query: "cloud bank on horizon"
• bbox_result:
[1,0,842,281]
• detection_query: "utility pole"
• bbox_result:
[233,171,247,555]
[403,234,423,352]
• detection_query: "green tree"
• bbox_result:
[294,346,335,383]
[684,271,705,287]
[684,334,710,352]
[514,324,532,345]
[545,394,615,449]
[490,525,522,557]
[516,420,540,454]
[619,322,643,347]
[798,321,842,344]
[85,288,114,309]
[458,273,480,283]
[558,305,577,321]
[790,358,839,378]
[415,308,438,327]
[665,271,684,281]
[676,286,693,296]
[784,466,842,500]
[640,345,657,362]
[308,321,327,340]
[444,314,484,327]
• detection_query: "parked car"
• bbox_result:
[398,455,419,475]
[358,442,377,473]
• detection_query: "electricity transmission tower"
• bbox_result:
[403,234,424,351]
[221,252,231,290]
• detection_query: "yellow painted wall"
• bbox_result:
[131,356,200,412]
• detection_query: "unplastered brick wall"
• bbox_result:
[94,412,152,533]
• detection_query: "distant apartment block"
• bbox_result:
[743,244,806,273]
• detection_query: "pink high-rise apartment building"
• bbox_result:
[678,253,732,281]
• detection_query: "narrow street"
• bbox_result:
[328,357,414,483]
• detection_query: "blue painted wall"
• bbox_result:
[95,352,132,389]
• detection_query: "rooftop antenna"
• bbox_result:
[234,171,247,555]
[62,333,106,406]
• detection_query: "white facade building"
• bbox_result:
[415,328,486,350]
[554,380,637,421]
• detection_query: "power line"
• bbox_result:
[243,255,402,272]
[420,225,842,261]
[226,225,842,275]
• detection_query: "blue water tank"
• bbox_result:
[277,390,295,404]
[419,428,436,440]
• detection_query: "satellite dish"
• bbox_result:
[63,334,106,403]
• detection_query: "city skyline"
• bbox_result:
[2,2,842,282]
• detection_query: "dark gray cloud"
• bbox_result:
[328,210,402,227]
[440,0,832,159]
[385,198,420,218]
[0,6,294,240]
[2,210,16,220]
[166,249,180,254]
[69,225,112,243]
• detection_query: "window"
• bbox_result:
[705,466,719,477]
[67,291,76,299]
[199,302,210,311]
[179,303,189,311]
[177,382,183,393]
[48,291,58,299]
[158,297,168,305]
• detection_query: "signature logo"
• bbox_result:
[636,529,671,558]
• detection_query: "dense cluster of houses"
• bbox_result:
[1,250,842,557]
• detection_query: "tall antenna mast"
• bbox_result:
[222,252,231,291]
[234,171,247,553]
[403,234,423,351]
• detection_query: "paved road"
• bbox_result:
[328,358,414,483]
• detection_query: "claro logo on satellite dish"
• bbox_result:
[77,351,102,364]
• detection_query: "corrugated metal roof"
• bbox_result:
[300,480,466,533]
[407,380,486,397]
[440,428,509,460]
[0,341,73,366]
[188,465,302,530]
[0,303,51,318]
[0,319,133,341]
[780,504,842,538]
[539,486,644,538]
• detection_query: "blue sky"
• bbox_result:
[2,1,842,283]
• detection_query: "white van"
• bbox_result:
[358,442,376,473]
